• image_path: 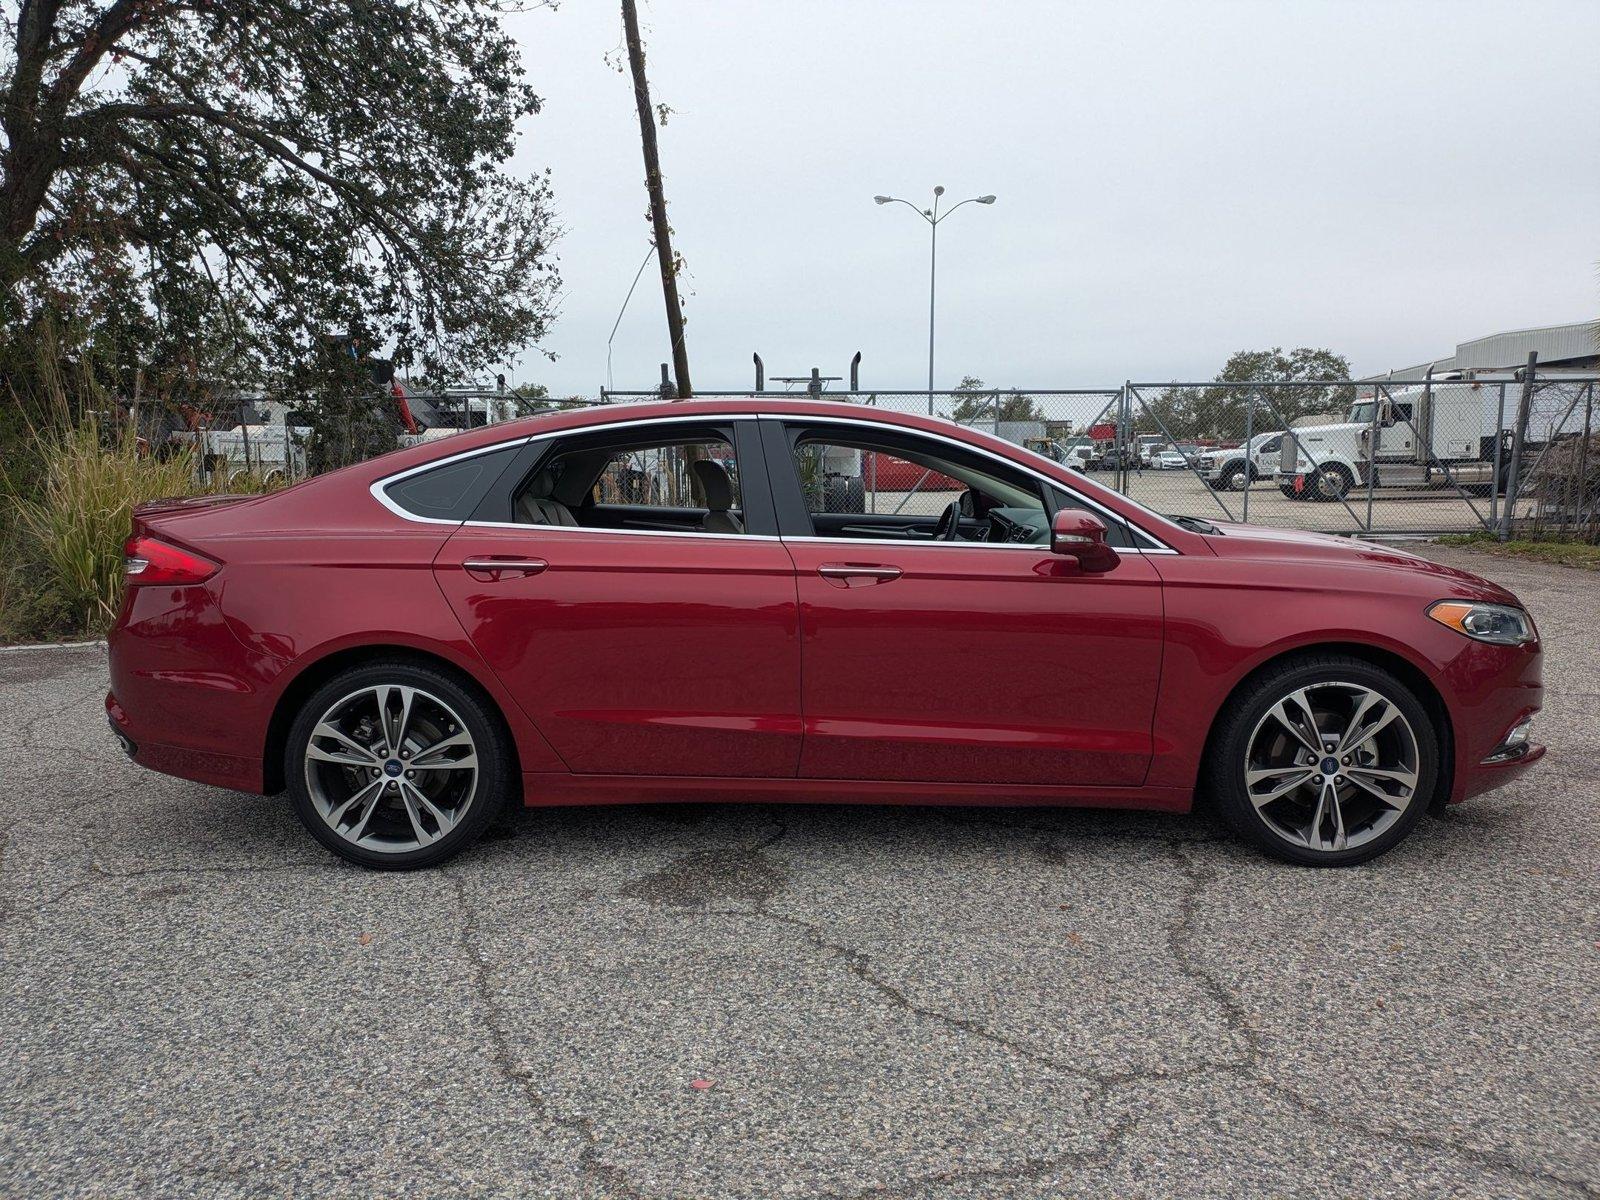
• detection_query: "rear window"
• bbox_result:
[383,446,518,521]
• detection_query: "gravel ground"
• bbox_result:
[1,545,1595,1199]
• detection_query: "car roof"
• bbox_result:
[507,396,949,432]
[346,395,1202,554]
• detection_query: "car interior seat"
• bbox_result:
[690,460,743,534]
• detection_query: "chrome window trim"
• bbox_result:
[368,411,1178,553]
[780,535,1171,556]
[760,412,1177,553]
[369,435,534,524]
[433,520,781,542]
[371,415,764,532]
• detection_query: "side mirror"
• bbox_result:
[1051,510,1120,572]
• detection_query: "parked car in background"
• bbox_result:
[1152,448,1188,470]
[108,397,1545,871]
[1200,431,1285,491]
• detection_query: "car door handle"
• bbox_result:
[462,557,548,580]
[817,563,902,583]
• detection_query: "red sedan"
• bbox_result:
[106,398,1545,869]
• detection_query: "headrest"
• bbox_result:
[528,468,557,498]
[691,458,734,510]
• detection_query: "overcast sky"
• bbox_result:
[501,0,1600,398]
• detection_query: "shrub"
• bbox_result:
[9,414,208,634]
[3,380,280,640]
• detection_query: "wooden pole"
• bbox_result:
[621,0,692,398]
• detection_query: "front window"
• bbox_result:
[787,425,1138,548]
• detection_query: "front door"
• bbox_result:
[765,418,1165,787]
[434,417,803,778]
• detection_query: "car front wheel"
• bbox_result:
[1205,656,1438,866]
[286,661,513,869]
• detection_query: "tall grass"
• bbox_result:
[10,414,206,633]
[2,360,278,640]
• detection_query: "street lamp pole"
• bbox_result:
[875,187,997,415]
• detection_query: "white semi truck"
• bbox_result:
[1274,377,1592,501]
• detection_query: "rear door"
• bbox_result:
[429,417,803,778]
[763,418,1166,787]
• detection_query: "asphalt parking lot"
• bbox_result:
[1,545,1595,1199]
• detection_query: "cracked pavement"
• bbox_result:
[1,545,1596,1198]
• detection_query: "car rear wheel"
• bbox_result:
[1205,656,1438,866]
[286,661,513,869]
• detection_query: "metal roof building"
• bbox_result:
[1365,319,1598,380]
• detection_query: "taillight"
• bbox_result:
[123,535,220,586]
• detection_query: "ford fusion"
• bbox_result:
[107,399,1545,869]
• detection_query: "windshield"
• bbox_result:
[1347,402,1376,424]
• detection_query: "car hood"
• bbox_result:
[1200,522,1518,602]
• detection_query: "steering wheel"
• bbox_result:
[933,498,963,541]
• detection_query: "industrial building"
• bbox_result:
[1365,319,1598,380]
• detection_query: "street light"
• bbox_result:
[875,186,998,413]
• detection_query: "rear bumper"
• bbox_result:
[106,580,274,794]
[107,689,264,792]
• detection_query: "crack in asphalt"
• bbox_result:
[449,873,647,1200]
[1163,843,1600,1200]
[798,1116,1139,1200]
[9,675,109,754]
[608,827,1597,1199]
[18,859,331,918]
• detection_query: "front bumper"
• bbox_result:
[1446,643,1545,805]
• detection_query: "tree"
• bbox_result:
[1147,347,1353,438]
[296,336,401,476]
[1,0,561,384]
[951,376,1044,424]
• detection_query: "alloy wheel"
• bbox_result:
[303,684,479,854]
[1244,681,1421,854]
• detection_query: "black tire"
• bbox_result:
[1310,463,1353,502]
[1204,655,1438,867]
[1278,481,1303,500]
[285,660,515,870]
[1219,464,1247,492]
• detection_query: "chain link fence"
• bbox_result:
[167,371,1597,540]
[603,374,1598,539]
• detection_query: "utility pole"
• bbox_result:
[621,0,692,398]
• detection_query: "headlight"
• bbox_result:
[1427,601,1536,645]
